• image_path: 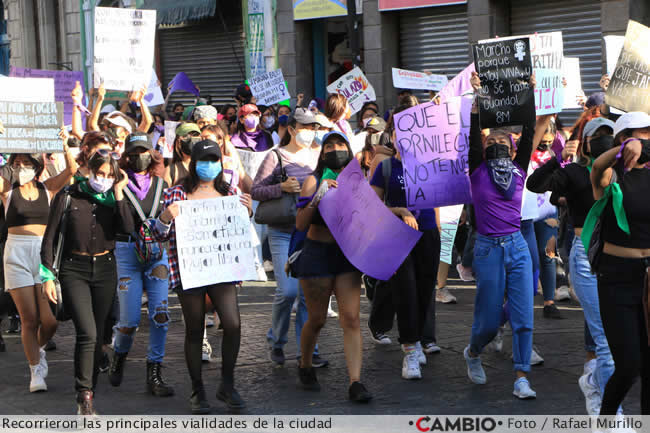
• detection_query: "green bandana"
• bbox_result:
[321,167,340,182]
[581,183,630,253]
[79,181,116,208]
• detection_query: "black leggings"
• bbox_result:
[177,284,241,390]
[597,254,650,415]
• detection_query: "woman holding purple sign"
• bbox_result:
[462,71,539,400]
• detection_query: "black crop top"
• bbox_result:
[602,168,650,249]
[5,182,50,228]
[526,159,594,229]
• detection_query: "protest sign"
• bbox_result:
[438,63,475,102]
[0,101,64,153]
[318,159,422,281]
[481,32,565,115]
[0,76,55,103]
[10,67,84,125]
[248,69,291,106]
[562,57,582,109]
[93,7,156,91]
[604,35,625,76]
[163,121,179,159]
[392,68,448,91]
[142,68,164,107]
[439,205,464,265]
[473,38,535,129]
[175,196,257,289]
[606,20,650,114]
[394,97,472,209]
[327,67,376,115]
[237,149,271,179]
[168,72,200,97]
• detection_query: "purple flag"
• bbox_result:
[438,63,475,102]
[318,159,422,281]
[168,72,200,97]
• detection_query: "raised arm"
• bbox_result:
[70,81,85,139]
[468,72,484,175]
[44,142,78,195]
[590,146,618,200]
[88,83,105,132]
[133,86,153,132]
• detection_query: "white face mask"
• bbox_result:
[295,130,316,147]
[262,116,275,129]
[88,173,114,193]
[370,133,381,146]
[314,130,327,146]
[16,167,36,186]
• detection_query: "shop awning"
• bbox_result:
[140,0,216,26]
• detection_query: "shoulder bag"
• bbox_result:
[51,189,72,321]
[254,149,298,225]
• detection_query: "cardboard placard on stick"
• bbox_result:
[473,38,535,129]
[248,69,291,106]
[327,67,376,115]
[606,20,650,114]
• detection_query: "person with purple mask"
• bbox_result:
[463,71,539,400]
[230,104,274,153]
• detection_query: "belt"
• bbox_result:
[115,234,135,243]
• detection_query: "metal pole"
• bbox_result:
[0,0,10,75]
[346,0,359,67]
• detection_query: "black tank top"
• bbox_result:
[5,182,50,228]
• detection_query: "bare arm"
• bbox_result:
[70,81,85,139]
[88,83,105,132]
[590,146,618,200]
[134,86,153,132]
[44,143,78,195]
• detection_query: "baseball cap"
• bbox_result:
[613,112,650,138]
[585,92,605,109]
[365,116,387,132]
[321,131,350,145]
[124,131,153,153]
[105,112,133,133]
[583,117,615,139]
[100,104,117,114]
[175,123,201,137]
[238,104,261,118]
[191,139,222,161]
[193,105,218,122]
[314,114,334,129]
[291,108,319,125]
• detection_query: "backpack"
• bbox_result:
[122,177,166,264]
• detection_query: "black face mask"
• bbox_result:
[180,136,201,155]
[323,150,352,170]
[485,143,511,160]
[537,144,549,152]
[638,139,650,165]
[128,153,152,172]
[227,115,237,123]
[588,135,615,159]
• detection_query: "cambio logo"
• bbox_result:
[409,416,499,432]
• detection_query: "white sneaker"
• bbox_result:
[579,372,602,416]
[29,364,47,392]
[401,350,422,380]
[39,347,48,378]
[201,337,212,362]
[456,264,475,282]
[327,308,338,318]
[205,314,215,328]
[555,285,571,301]
[436,287,457,304]
[263,260,274,273]
[584,358,597,376]
[513,377,536,399]
[414,342,427,365]
[486,326,504,352]
[422,342,441,354]
[531,347,544,366]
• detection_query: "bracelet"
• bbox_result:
[616,138,638,160]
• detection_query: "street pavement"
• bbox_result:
[0,271,640,415]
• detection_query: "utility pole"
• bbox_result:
[346,0,360,67]
[0,0,9,75]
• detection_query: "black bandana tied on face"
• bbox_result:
[485,143,517,200]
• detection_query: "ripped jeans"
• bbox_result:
[113,241,170,363]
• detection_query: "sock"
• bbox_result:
[402,344,416,354]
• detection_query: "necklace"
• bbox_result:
[198,184,213,189]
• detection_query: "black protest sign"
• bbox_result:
[473,38,535,129]
[606,20,650,114]
[0,101,64,153]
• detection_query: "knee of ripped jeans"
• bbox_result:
[118,276,132,291]
[114,324,137,335]
[147,264,169,281]
[151,301,170,328]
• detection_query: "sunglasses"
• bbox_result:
[94,148,121,160]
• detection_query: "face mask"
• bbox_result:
[323,150,352,170]
[128,153,152,172]
[195,160,222,181]
[295,130,316,147]
[639,139,650,165]
[244,116,259,130]
[537,144,549,152]
[370,133,381,146]
[89,173,114,193]
[485,143,511,160]
[227,115,237,123]
[180,136,200,155]
[314,130,327,146]
[588,135,614,159]
[262,117,275,129]
[278,115,289,126]
[16,167,36,186]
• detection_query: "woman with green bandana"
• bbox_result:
[292,130,372,403]
[40,150,134,415]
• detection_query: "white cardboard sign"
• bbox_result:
[327,67,376,115]
[237,149,271,179]
[248,69,291,106]
[163,121,179,159]
[392,68,448,91]
[562,57,582,109]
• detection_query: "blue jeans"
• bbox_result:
[534,214,558,302]
[113,241,171,363]
[570,236,615,395]
[265,228,318,356]
[470,231,533,373]
[520,219,540,296]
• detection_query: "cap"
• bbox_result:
[100,104,116,114]
[613,112,650,137]
[105,112,133,133]
[238,104,261,118]
[124,131,153,153]
[321,131,350,145]
[191,139,222,161]
[582,117,615,139]
[291,107,318,125]
[585,92,605,109]
[175,123,201,137]
[235,83,252,100]
[314,114,334,129]
[365,116,387,132]
[193,105,218,122]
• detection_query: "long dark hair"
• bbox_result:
[88,152,123,184]
[278,117,298,147]
[77,131,116,167]
[313,136,354,180]
[180,157,230,196]
[8,153,45,179]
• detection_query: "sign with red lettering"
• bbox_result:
[326,67,376,115]
[392,68,448,91]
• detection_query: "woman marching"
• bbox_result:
[107,132,174,397]
[41,150,134,414]
[292,130,372,403]
[1,144,77,392]
[153,140,253,414]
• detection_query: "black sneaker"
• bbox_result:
[216,384,246,411]
[543,304,564,319]
[0,333,5,352]
[98,352,110,373]
[298,366,320,391]
[190,387,211,415]
[7,316,20,334]
[348,381,372,403]
[43,340,56,351]
[311,354,329,368]
[269,348,285,366]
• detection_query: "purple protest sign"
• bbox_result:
[10,67,84,125]
[394,96,473,210]
[438,63,475,102]
[168,72,200,97]
[318,159,422,281]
